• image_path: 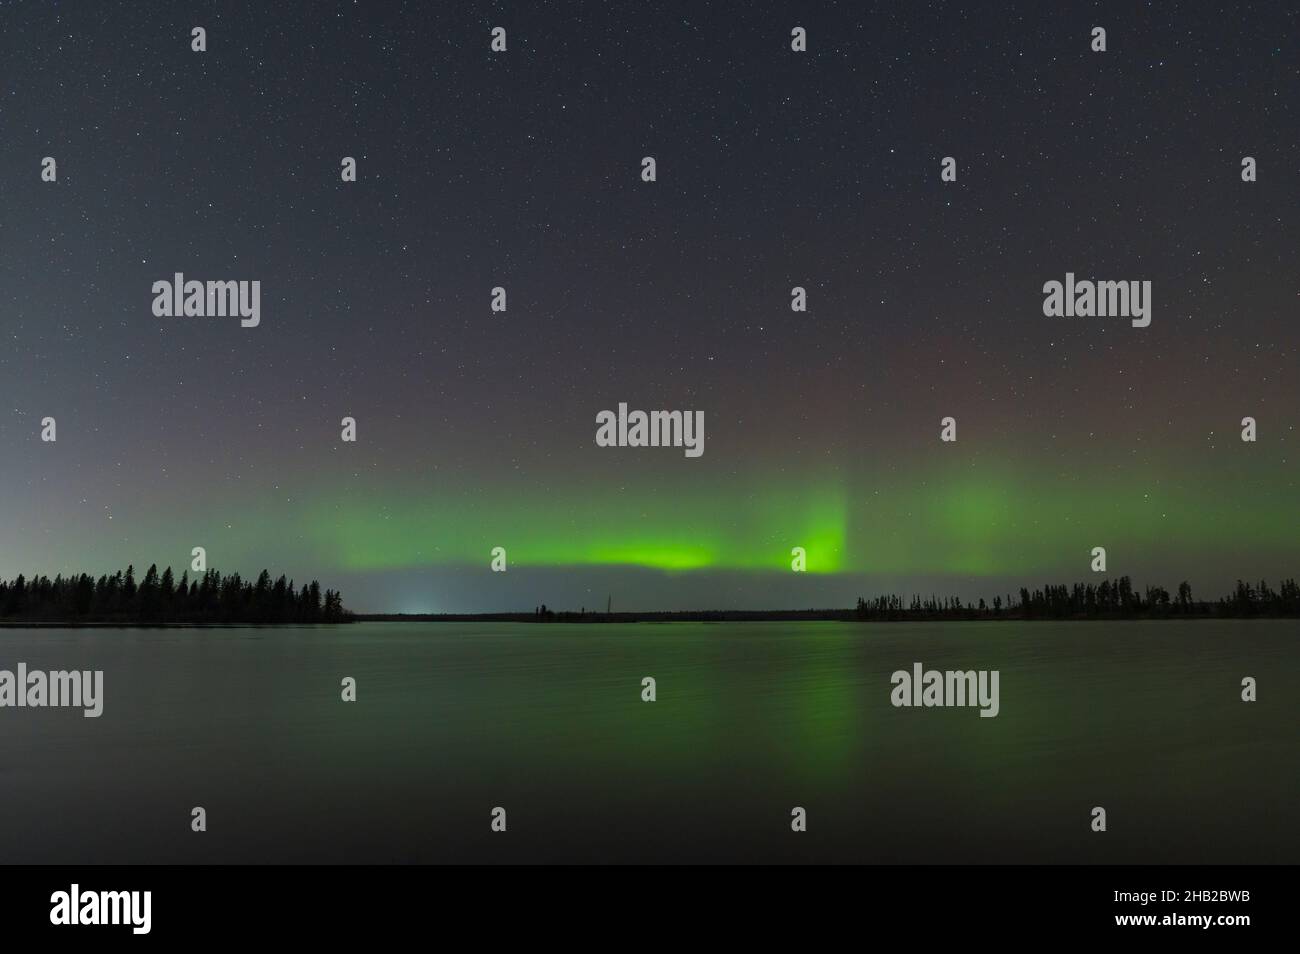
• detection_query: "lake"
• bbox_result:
[0,620,1294,863]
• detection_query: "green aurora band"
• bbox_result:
[286,461,1297,579]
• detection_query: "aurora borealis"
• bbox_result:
[1,2,1296,612]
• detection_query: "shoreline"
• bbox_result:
[354,611,1290,623]
[0,620,356,629]
[3,612,1295,628]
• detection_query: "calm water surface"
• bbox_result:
[0,620,1295,863]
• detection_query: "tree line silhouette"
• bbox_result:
[856,576,1300,620]
[3,566,1297,624]
[0,565,349,624]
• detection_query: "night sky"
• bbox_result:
[1,1,1296,612]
